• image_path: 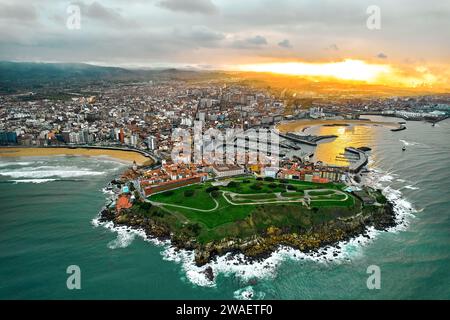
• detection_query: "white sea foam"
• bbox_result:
[161,247,278,288]
[101,187,116,197]
[10,178,57,184]
[108,228,137,249]
[161,167,417,288]
[0,161,35,168]
[400,139,413,146]
[400,139,426,147]
[158,227,384,289]
[363,169,417,232]
[377,173,395,182]
[93,166,417,290]
[233,286,265,300]
[0,165,106,178]
[382,186,416,232]
[92,210,390,290]
[92,215,168,249]
[404,185,419,190]
[92,218,141,249]
[91,216,103,228]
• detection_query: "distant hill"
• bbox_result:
[0,61,218,94]
[0,61,133,82]
[1,61,446,98]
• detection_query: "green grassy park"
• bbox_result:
[140,176,362,243]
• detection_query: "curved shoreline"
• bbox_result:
[98,177,397,268]
[98,199,396,268]
[0,146,154,166]
[93,165,416,287]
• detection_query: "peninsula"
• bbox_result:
[99,167,396,268]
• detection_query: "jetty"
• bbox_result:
[391,124,407,132]
[344,147,369,173]
[277,132,338,146]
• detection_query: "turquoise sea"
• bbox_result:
[0,116,449,299]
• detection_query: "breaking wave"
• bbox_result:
[363,169,417,231]
[108,228,137,249]
[234,286,265,300]
[400,139,427,147]
[0,165,107,179]
[161,168,417,290]
[92,215,168,251]
[159,226,383,290]
[93,167,417,294]
[10,179,57,184]
[377,172,397,182]
[0,161,35,168]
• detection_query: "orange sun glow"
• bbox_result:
[237,59,392,82]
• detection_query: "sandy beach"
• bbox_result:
[0,147,153,166]
[276,119,400,132]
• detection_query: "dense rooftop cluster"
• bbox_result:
[0,78,449,156]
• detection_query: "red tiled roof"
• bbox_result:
[116,195,132,212]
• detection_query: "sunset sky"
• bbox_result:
[1,0,450,88]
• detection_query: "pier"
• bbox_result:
[276,132,338,146]
[344,147,369,173]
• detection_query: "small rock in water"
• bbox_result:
[202,266,214,282]
[243,291,253,299]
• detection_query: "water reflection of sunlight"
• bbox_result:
[311,125,378,166]
[337,127,346,135]
[277,117,399,167]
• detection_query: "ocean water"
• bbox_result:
[0,117,449,299]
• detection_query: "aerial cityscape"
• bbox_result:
[0,0,449,306]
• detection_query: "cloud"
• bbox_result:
[246,35,267,45]
[0,3,38,22]
[325,44,339,51]
[1,0,450,71]
[71,1,136,27]
[231,35,268,49]
[377,52,388,59]
[157,0,218,15]
[278,39,292,48]
[186,25,225,42]
[173,25,225,47]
